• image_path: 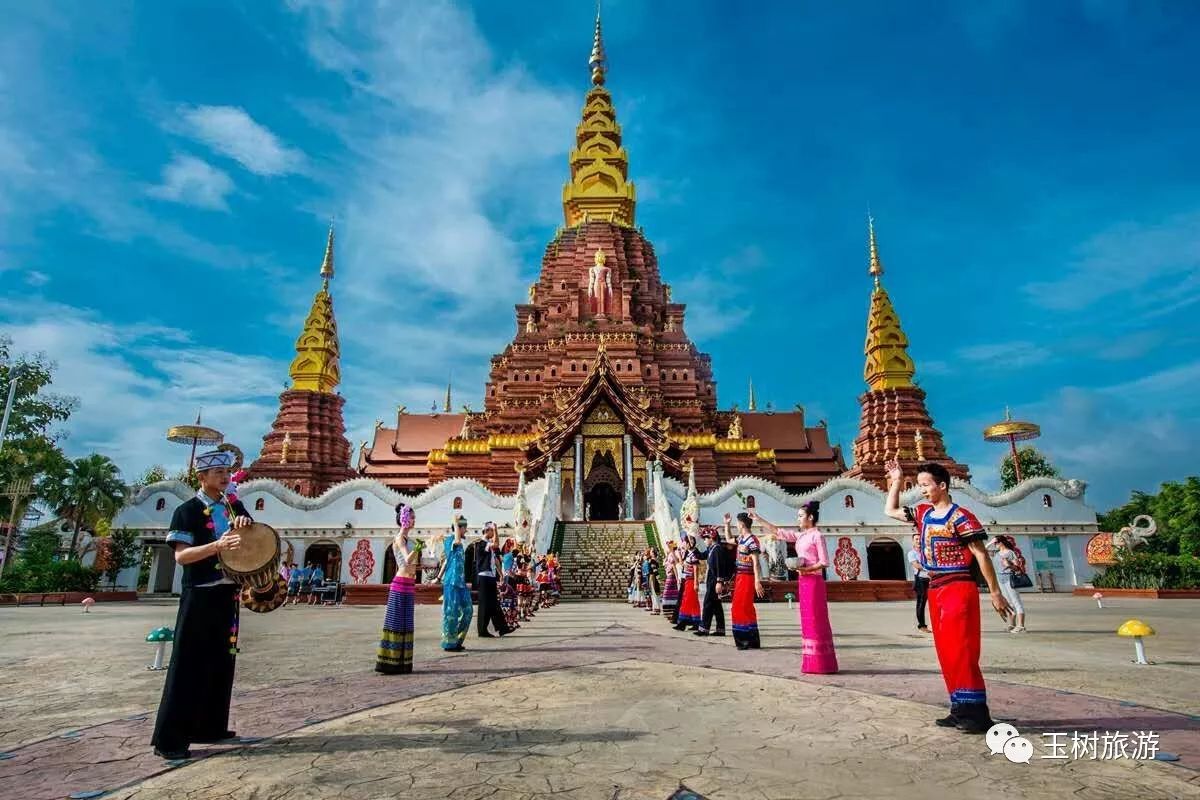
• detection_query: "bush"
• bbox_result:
[1091,551,1200,590]
[0,558,100,593]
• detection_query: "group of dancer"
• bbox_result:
[150,449,1012,759]
[375,507,560,675]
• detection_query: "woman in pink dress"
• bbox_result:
[752,501,839,674]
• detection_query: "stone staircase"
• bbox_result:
[555,521,652,600]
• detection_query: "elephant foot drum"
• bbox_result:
[218,522,287,613]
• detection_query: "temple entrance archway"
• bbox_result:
[585,482,621,521]
[304,541,342,581]
[867,538,906,580]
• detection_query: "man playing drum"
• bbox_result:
[151,449,253,760]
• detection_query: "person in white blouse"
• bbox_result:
[908,533,930,633]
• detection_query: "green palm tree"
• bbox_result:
[48,454,127,560]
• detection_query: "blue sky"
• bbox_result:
[1,1,1197,511]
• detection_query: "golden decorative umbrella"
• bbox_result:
[167,411,225,475]
[983,407,1041,484]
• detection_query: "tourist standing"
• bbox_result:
[695,526,730,637]
[752,502,838,673]
[645,548,662,614]
[673,536,703,631]
[661,541,680,624]
[909,533,930,632]
[436,514,473,652]
[992,536,1028,633]
[884,459,1011,734]
[475,522,511,637]
[376,504,419,674]
[150,449,252,760]
[729,513,765,650]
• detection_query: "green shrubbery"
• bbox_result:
[1091,551,1200,590]
[0,559,101,593]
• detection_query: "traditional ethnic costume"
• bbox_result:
[774,528,837,673]
[908,502,993,732]
[440,537,473,651]
[662,548,680,624]
[151,450,249,759]
[731,533,762,649]
[375,538,415,675]
[674,548,702,630]
[646,553,662,613]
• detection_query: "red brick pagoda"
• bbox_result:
[842,218,970,489]
[246,225,355,496]
[359,14,844,515]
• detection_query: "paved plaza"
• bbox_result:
[1,596,1198,799]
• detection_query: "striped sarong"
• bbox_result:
[375,576,415,674]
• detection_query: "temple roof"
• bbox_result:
[863,217,916,392]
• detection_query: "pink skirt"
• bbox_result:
[798,574,838,674]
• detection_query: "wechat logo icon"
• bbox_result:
[987,723,1034,764]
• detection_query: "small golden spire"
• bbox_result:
[320,220,335,283]
[288,228,342,394]
[748,378,757,412]
[868,214,884,285]
[589,2,606,86]
[443,380,452,414]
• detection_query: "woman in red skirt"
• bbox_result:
[730,512,765,650]
[673,535,703,631]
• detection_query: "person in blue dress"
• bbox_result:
[436,514,473,652]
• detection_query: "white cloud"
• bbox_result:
[177,105,305,176]
[956,340,1053,369]
[146,154,235,211]
[25,270,49,287]
[0,299,287,477]
[1024,209,1200,312]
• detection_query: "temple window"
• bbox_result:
[746,495,756,509]
[844,495,855,509]
[453,496,463,510]
[293,482,302,493]
[645,366,651,376]
[571,363,577,372]
[255,498,265,511]
[155,498,166,511]
[551,368,557,377]
[536,373,541,381]
[904,479,913,490]
[615,362,621,372]
[1042,494,1053,508]
[671,370,677,381]
[683,371,688,381]
[524,372,530,381]
[354,497,364,511]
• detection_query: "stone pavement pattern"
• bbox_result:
[1,597,1198,799]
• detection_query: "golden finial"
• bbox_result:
[443,380,452,413]
[914,429,925,461]
[320,220,335,283]
[748,378,757,412]
[589,2,606,86]
[868,214,883,284]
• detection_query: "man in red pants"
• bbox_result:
[885,459,1011,734]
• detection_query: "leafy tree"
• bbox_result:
[0,337,76,526]
[173,467,199,491]
[45,454,127,560]
[1101,478,1200,556]
[999,446,1061,490]
[134,465,169,488]
[101,527,141,588]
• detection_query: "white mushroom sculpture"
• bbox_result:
[146,626,174,671]
[1092,592,1104,609]
[1117,619,1155,665]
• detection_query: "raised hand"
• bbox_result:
[885,458,903,484]
[747,510,760,521]
[722,513,732,524]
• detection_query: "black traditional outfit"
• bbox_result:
[151,451,251,758]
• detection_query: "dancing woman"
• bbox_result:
[436,514,473,652]
[377,504,420,674]
[752,502,838,673]
[661,541,680,624]
[729,513,765,650]
[674,536,703,631]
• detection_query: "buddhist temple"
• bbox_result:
[246,224,356,495]
[359,10,845,515]
[842,217,970,489]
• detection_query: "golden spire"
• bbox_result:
[862,216,915,391]
[562,4,636,227]
[320,220,335,284]
[589,3,606,86]
[288,227,343,394]
[748,378,757,412]
[443,380,452,413]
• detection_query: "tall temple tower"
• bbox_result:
[360,10,845,508]
[247,225,355,495]
[844,218,969,488]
